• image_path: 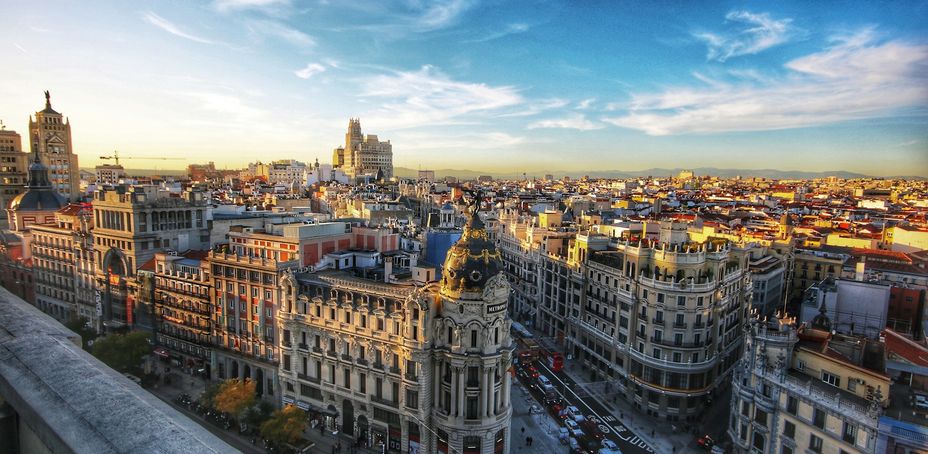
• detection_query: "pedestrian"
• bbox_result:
[521,427,525,435]
[528,436,533,446]
[525,436,530,447]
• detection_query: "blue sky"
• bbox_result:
[1,0,926,175]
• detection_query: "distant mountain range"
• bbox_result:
[394,166,925,180]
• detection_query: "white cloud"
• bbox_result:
[416,0,475,31]
[213,0,291,12]
[180,92,266,120]
[695,10,796,62]
[604,30,928,135]
[143,11,217,45]
[528,114,602,131]
[246,19,315,47]
[359,65,522,129]
[393,131,526,151]
[464,22,531,43]
[576,98,595,110]
[295,63,326,79]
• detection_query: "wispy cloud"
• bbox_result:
[246,19,315,47]
[213,0,291,13]
[14,43,27,54]
[294,62,326,79]
[143,11,218,45]
[180,92,266,120]
[464,22,530,43]
[528,114,602,131]
[576,98,595,110]
[694,10,796,62]
[416,0,475,31]
[604,29,928,135]
[894,139,919,147]
[498,98,568,118]
[395,131,526,151]
[359,65,522,129]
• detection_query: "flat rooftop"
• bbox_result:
[0,286,237,454]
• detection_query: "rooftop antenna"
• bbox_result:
[0,120,5,131]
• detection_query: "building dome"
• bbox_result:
[810,301,832,331]
[439,203,501,300]
[9,152,65,212]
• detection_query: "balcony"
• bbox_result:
[388,366,401,376]
[370,396,398,408]
[341,354,352,362]
[673,322,687,329]
[652,318,665,325]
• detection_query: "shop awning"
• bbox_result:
[153,347,169,358]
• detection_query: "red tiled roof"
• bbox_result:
[882,328,928,367]
[138,257,157,272]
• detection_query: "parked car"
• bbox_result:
[600,440,620,451]
[558,427,570,444]
[697,434,715,450]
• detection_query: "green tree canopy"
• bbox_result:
[214,378,256,418]
[260,404,307,447]
[64,316,97,350]
[91,331,151,373]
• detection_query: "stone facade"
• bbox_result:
[0,128,28,213]
[154,251,213,370]
[332,119,393,180]
[91,185,209,329]
[28,92,80,202]
[30,204,95,326]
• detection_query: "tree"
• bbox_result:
[214,378,256,418]
[92,331,151,373]
[243,400,275,428]
[260,404,307,447]
[64,316,98,350]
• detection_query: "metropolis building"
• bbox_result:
[277,204,513,453]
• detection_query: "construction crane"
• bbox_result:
[98,150,185,166]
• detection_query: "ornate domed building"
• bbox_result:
[430,200,513,454]
[7,152,66,232]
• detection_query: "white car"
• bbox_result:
[601,440,619,451]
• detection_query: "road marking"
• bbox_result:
[536,362,653,453]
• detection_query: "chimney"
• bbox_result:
[855,257,866,281]
[409,252,417,268]
[384,255,393,283]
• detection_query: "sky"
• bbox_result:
[1,0,926,176]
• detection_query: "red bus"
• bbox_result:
[544,351,564,372]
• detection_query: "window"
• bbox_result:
[796,360,804,371]
[783,420,795,439]
[821,371,840,387]
[471,330,477,348]
[657,293,664,303]
[466,396,479,419]
[752,432,765,452]
[786,396,798,415]
[343,368,351,389]
[755,409,767,425]
[781,447,792,454]
[741,401,750,417]
[842,423,857,445]
[812,408,825,429]
[359,373,366,393]
[406,388,419,409]
[677,296,686,306]
[809,434,823,453]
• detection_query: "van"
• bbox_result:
[537,375,552,388]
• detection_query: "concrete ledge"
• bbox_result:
[0,286,238,453]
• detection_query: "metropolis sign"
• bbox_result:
[486,302,506,313]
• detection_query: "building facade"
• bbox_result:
[95,164,126,186]
[154,251,213,371]
[277,207,513,454]
[575,222,750,421]
[729,312,888,454]
[0,128,28,213]
[91,185,210,329]
[28,92,80,201]
[332,119,393,180]
[30,204,95,326]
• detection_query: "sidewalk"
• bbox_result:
[560,361,706,454]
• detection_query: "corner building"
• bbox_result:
[278,208,513,454]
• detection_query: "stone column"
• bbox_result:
[456,367,466,417]
[433,360,441,411]
[451,367,458,416]
[484,366,492,417]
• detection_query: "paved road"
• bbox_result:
[529,360,654,454]
[152,391,265,454]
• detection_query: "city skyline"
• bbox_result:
[1,0,926,176]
